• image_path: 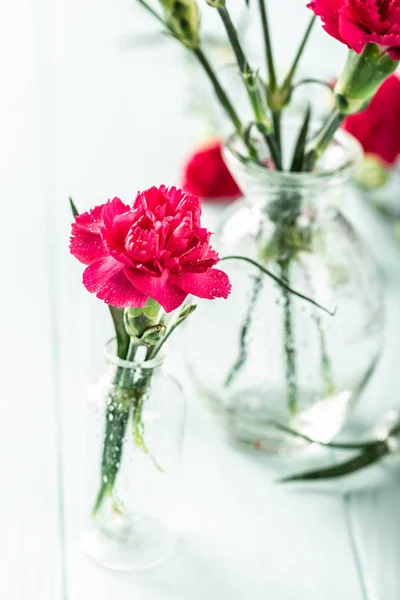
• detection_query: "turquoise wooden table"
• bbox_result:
[2,0,400,598]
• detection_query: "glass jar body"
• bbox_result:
[186,129,384,452]
[82,349,185,571]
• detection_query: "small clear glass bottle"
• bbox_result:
[82,340,185,571]
[186,122,384,453]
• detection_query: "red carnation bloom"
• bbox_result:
[182,141,242,201]
[343,74,400,165]
[70,186,231,313]
[309,0,400,60]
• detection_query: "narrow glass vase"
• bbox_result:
[186,122,384,453]
[82,340,185,571]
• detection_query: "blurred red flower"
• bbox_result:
[343,74,400,166]
[182,141,242,201]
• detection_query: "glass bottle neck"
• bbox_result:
[105,338,165,381]
[222,121,362,220]
[256,184,342,224]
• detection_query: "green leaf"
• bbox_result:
[174,303,197,327]
[92,398,130,515]
[280,442,389,482]
[69,197,79,218]
[221,255,336,316]
[262,419,380,451]
[109,306,130,360]
[290,104,311,172]
[149,303,197,358]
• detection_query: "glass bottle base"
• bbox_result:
[82,511,177,572]
[199,384,353,455]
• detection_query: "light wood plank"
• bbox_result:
[0,0,63,597]
[346,489,400,600]
[342,196,400,600]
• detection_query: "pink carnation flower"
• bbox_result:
[309,0,400,60]
[70,186,231,313]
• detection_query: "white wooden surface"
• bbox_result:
[2,1,400,598]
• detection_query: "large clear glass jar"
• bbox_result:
[82,341,185,571]
[186,124,384,453]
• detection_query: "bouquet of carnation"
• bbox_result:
[70,183,324,569]
[137,0,399,170]
[131,0,400,455]
[70,186,232,516]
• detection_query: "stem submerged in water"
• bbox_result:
[92,392,131,516]
[279,261,298,416]
[300,261,335,396]
[225,275,264,388]
[92,341,137,517]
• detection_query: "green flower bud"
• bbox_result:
[354,154,390,190]
[174,303,196,327]
[158,0,200,49]
[140,324,167,345]
[123,299,162,344]
[335,45,398,115]
[205,0,225,7]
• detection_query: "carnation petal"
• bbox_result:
[166,214,193,254]
[308,0,345,43]
[388,46,400,60]
[102,197,131,228]
[166,186,202,224]
[70,205,107,265]
[171,269,231,300]
[125,269,188,313]
[339,8,369,53]
[83,257,147,308]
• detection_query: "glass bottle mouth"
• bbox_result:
[104,338,165,371]
[223,117,363,191]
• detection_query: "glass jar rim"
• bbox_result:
[104,338,165,370]
[223,126,363,189]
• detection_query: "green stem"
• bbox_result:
[258,0,277,91]
[131,373,163,471]
[136,0,246,144]
[92,394,131,516]
[279,261,298,416]
[217,6,247,72]
[120,340,137,387]
[216,6,282,169]
[281,442,389,482]
[108,306,130,360]
[294,78,335,93]
[264,131,283,171]
[136,0,165,24]
[225,275,264,388]
[193,47,244,139]
[251,418,381,451]
[272,110,282,158]
[221,256,335,315]
[92,341,137,516]
[281,16,316,91]
[300,261,335,396]
[304,108,344,170]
